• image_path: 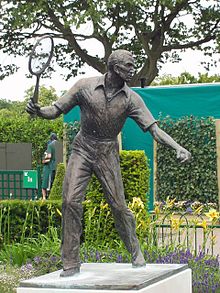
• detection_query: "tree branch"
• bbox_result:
[163,0,190,31]
[163,34,216,51]
[47,7,106,73]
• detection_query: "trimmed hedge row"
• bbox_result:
[0,200,62,245]
[156,116,218,205]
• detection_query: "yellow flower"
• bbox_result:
[131,197,145,210]
[100,202,109,210]
[191,218,199,226]
[137,219,147,230]
[154,206,160,216]
[56,208,62,217]
[204,209,220,222]
[194,205,203,215]
[165,196,176,209]
[197,220,207,230]
[170,215,182,231]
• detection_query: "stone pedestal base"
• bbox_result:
[17,263,192,293]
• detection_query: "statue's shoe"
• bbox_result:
[132,251,146,268]
[60,267,80,277]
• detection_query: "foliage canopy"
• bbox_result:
[152,72,220,86]
[0,0,219,85]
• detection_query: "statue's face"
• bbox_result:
[114,54,135,82]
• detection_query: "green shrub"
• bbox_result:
[156,116,218,205]
[0,200,62,244]
[0,151,150,250]
[49,163,65,200]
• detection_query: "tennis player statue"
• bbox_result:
[27,49,191,277]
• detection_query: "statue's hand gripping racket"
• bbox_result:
[28,35,54,117]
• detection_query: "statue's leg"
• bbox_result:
[93,143,145,267]
[60,151,92,277]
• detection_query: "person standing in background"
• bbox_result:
[41,133,57,200]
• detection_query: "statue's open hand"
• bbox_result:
[177,147,191,163]
[26,100,40,115]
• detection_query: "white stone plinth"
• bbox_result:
[17,263,192,293]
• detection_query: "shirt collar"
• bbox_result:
[94,74,130,98]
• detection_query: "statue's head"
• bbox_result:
[107,49,135,82]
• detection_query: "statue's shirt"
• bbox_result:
[55,75,156,140]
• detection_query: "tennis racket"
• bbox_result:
[28,35,54,105]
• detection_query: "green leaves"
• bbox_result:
[152,72,220,85]
[49,163,65,200]
[0,200,62,244]
[156,116,218,205]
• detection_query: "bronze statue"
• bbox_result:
[27,50,191,277]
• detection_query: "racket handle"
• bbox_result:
[29,109,36,119]
[29,98,38,119]
[32,75,40,104]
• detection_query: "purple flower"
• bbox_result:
[185,207,193,213]
[95,251,100,262]
[34,256,41,264]
[117,254,123,263]
[21,263,34,272]
[50,256,58,263]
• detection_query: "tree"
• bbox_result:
[24,85,59,106]
[0,85,59,115]
[152,72,220,85]
[0,98,13,110]
[0,0,219,86]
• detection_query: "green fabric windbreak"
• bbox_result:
[64,105,80,123]
[64,83,220,210]
[133,83,220,119]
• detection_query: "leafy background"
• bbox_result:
[156,116,218,205]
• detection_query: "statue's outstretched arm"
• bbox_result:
[26,100,62,119]
[149,123,191,163]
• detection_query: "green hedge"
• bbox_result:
[49,163,65,200]
[156,116,218,205]
[0,200,62,245]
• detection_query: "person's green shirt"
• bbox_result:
[46,140,56,171]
